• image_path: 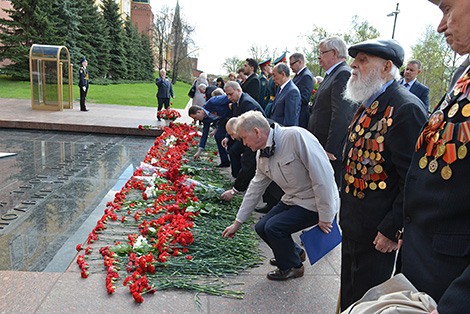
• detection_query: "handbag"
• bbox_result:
[188,81,196,98]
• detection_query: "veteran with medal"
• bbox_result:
[401,1,470,313]
[339,39,427,311]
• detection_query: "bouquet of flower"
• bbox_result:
[157,108,181,121]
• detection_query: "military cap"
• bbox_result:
[348,39,405,68]
[80,56,87,64]
[259,58,272,67]
[428,0,439,4]
[273,52,287,65]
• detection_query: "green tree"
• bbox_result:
[300,25,335,77]
[411,24,463,109]
[153,6,172,71]
[75,0,110,80]
[344,15,380,46]
[222,56,244,74]
[52,0,82,81]
[0,0,62,80]
[100,0,127,80]
[139,34,156,81]
[123,19,140,80]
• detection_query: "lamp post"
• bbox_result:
[387,3,400,39]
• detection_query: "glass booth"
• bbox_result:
[29,45,73,111]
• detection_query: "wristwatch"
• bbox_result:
[230,189,236,195]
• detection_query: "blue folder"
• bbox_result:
[300,218,342,265]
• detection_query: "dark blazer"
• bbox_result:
[205,85,217,101]
[308,61,356,186]
[270,80,301,126]
[230,92,265,191]
[340,80,427,244]
[401,79,430,112]
[402,57,470,312]
[240,73,260,102]
[293,67,315,128]
[155,77,174,99]
[232,92,265,117]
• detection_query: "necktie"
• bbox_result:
[260,146,275,158]
[404,83,410,88]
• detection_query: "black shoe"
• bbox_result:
[255,204,272,213]
[81,108,89,112]
[216,161,230,168]
[267,265,304,281]
[270,250,306,266]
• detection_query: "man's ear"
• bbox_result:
[383,60,393,73]
[253,127,260,138]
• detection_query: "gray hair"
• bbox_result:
[212,88,225,96]
[407,59,422,70]
[236,111,270,134]
[390,64,401,81]
[224,81,242,92]
[226,117,238,134]
[274,63,290,77]
[199,72,207,80]
[198,83,207,92]
[320,36,348,59]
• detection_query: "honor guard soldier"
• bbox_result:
[258,58,271,109]
[264,52,286,117]
[339,39,427,310]
[78,56,89,112]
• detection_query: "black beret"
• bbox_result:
[348,39,405,68]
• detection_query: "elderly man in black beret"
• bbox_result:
[339,39,428,310]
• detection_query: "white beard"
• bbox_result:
[343,68,385,104]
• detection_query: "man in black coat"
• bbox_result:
[339,39,427,311]
[240,58,260,102]
[290,52,315,129]
[307,37,357,187]
[401,1,470,313]
[222,81,265,178]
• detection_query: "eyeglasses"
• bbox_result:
[319,49,334,55]
[289,60,299,67]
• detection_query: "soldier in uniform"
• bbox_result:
[264,52,286,117]
[258,58,271,110]
[78,56,89,112]
[400,1,470,313]
[339,39,427,310]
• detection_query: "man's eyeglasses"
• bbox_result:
[319,49,334,55]
[289,60,299,67]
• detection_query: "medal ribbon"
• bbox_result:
[458,121,470,143]
[442,122,454,143]
[443,143,457,165]
[454,69,470,95]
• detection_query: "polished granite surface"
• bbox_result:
[0,129,156,272]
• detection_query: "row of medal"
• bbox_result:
[416,72,470,180]
[345,102,394,199]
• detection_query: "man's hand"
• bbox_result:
[193,149,201,161]
[373,232,398,253]
[209,128,216,137]
[221,189,234,201]
[221,137,229,148]
[326,152,337,161]
[222,221,242,239]
[430,309,439,314]
[318,221,332,233]
[82,86,86,92]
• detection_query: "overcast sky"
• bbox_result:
[149,0,444,75]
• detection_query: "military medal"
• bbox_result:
[441,143,457,180]
[345,185,350,193]
[371,101,379,110]
[357,191,365,199]
[448,103,459,118]
[428,159,438,173]
[355,125,361,132]
[458,121,470,159]
[419,155,428,169]
[462,104,470,117]
[369,182,377,190]
[378,181,387,190]
[429,110,445,131]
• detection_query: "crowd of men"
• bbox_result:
[183,0,469,312]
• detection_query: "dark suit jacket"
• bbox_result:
[241,73,260,102]
[402,79,429,112]
[270,80,300,126]
[230,92,265,191]
[308,61,356,186]
[308,61,355,157]
[402,57,470,312]
[293,67,315,128]
[155,77,174,99]
[340,81,427,244]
